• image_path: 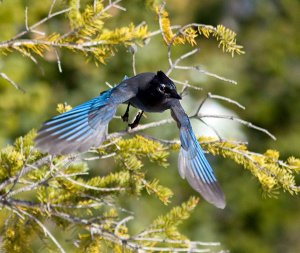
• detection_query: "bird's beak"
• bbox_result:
[170,89,182,99]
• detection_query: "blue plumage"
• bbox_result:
[178,125,225,208]
[35,71,226,208]
[35,90,117,154]
[179,127,216,183]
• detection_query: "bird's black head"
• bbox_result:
[152,71,181,100]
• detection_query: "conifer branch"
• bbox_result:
[1,1,299,252]
[157,4,240,85]
[59,0,124,40]
[18,209,66,253]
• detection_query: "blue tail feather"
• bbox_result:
[178,125,225,209]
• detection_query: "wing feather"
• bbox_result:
[171,100,226,209]
[35,82,137,154]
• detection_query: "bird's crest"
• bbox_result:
[156,70,176,90]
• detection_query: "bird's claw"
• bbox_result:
[129,111,143,129]
[121,112,129,122]
[122,103,130,122]
[128,121,138,129]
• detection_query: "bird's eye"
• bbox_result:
[158,84,166,92]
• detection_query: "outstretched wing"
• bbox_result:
[35,82,136,155]
[170,100,226,209]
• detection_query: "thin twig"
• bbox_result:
[7,7,72,42]
[195,93,209,115]
[175,65,237,85]
[166,48,200,76]
[14,47,44,75]
[133,237,220,247]
[18,209,66,253]
[140,246,210,252]
[0,156,50,191]
[8,206,25,220]
[0,39,107,50]
[196,114,276,140]
[53,47,62,73]
[132,52,137,75]
[48,0,57,17]
[138,133,179,145]
[133,228,164,238]
[83,152,117,160]
[0,73,25,93]
[56,172,127,192]
[198,119,223,141]
[208,92,245,110]
[114,216,134,236]
[5,170,52,198]
[148,25,181,37]
[108,118,174,139]
[25,7,29,31]
[172,78,203,91]
[80,193,134,215]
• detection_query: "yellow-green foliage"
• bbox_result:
[0,147,24,181]
[0,130,39,182]
[157,5,244,56]
[1,128,300,251]
[102,135,172,203]
[198,137,300,196]
[0,0,148,65]
[115,135,172,203]
[80,236,102,253]
[151,196,199,231]
[0,1,299,252]
[68,0,107,30]
[143,196,199,247]
[1,215,33,253]
[199,25,245,56]
[56,103,72,113]
[113,135,169,169]
[0,131,184,252]
[169,136,300,196]
[157,6,198,46]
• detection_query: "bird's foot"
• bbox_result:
[128,121,138,129]
[128,114,140,128]
[122,103,130,122]
[121,112,129,122]
[129,111,144,129]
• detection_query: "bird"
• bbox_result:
[35,71,226,209]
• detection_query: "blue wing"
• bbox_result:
[35,81,136,155]
[170,100,225,209]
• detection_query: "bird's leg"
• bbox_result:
[122,103,130,122]
[129,111,144,129]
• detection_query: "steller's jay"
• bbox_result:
[35,71,225,208]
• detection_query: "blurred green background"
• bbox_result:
[0,0,299,252]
